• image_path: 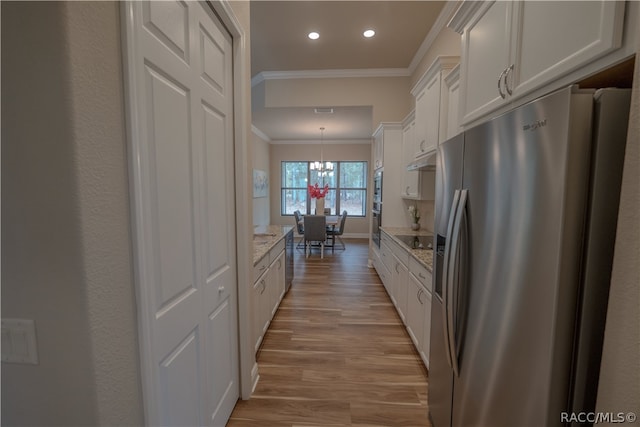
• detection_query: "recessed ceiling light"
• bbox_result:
[363,29,375,38]
[308,32,320,40]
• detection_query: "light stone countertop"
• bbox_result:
[253,225,293,265]
[380,226,434,272]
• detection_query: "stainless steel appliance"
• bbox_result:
[285,229,294,292]
[429,86,631,427]
[372,169,383,246]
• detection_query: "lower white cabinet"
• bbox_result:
[374,230,433,369]
[252,241,287,354]
[406,273,424,350]
[392,254,408,323]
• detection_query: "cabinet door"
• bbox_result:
[406,274,424,349]
[420,289,432,369]
[373,131,384,170]
[423,72,442,153]
[252,272,268,353]
[445,66,461,140]
[402,120,420,198]
[413,87,429,157]
[393,256,409,323]
[460,1,512,125]
[510,1,625,97]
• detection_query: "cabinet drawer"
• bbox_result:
[388,239,410,266]
[270,238,285,259]
[253,255,269,283]
[380,241,393,272]
[409,256,432,292]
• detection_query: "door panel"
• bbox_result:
[159,330,202,426]
[125,1,238,425]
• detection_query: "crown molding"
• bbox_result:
[447,0,484,35]
[411,55,460,95]
[251,125,271,142]
[408,0,461,75]
[270,138,372,145]
[251,68,410,87]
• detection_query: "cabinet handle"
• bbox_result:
[418,272,426,280]
[417,289,425,305]
[395,263,400,274]
[218,285,225,293]
[259,265,266,272]
[505,64,514,96]
[420,140,426,152]
[277,259,282,269]
[260,279,266,294]
[406,186,410,195]
[498,67,507,99]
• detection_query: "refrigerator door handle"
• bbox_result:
[447,189,468,377]
[442,189,461,369]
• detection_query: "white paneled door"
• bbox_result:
[123,1,239,426]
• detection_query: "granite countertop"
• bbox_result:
[253,225,293,265]
[380,226,434,272]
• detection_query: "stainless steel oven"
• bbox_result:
[372,170,383,246]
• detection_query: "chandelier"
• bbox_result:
[310,126,334,176]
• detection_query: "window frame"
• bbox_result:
[280,160,368,217]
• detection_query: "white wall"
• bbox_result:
[252,129,271,226]
[595,34,640,420]
[1,2,143,425]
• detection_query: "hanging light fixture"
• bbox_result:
[310,127,334,176]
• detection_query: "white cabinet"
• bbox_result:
[375,230,433,369]
[451,0,626,125]
[444,64,461,140]
[401,112,436,201]
[373,129,384,170]
[373,123,405,227]
[252,270,269,353]
[251,239,286,354]
[406,273,425,351]
[392,253,409,323]
[420,288,432,369]
[411,56,459,158]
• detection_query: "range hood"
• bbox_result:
[407,150,437,171]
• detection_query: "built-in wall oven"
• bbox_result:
[372,169,383,246]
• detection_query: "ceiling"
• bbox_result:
[250,1,447,142]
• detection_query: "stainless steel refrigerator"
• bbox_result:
[429,86,631,427]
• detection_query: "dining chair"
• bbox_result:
[303,215,327,259]
[328,210,348,251]
[293,210,305,249]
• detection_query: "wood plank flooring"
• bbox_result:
[228,239,431,427]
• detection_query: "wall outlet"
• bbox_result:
[1,319,39,365]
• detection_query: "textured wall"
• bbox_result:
[595,16,640,421]
[1,2,99,424]
[63,2,144,425]
[1,2,143,425]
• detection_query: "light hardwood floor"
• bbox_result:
[228,239,431,426]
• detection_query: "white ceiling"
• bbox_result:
[250,1,447,143]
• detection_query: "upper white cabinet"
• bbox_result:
[373,129,384,170]
[444,64,461,140]
[401,114,436,200]
[451,0,626,125]
[411,56,459,158]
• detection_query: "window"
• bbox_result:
[281,161,367,216]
